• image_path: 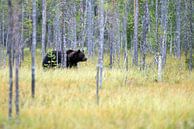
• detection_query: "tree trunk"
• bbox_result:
[41,0,46,60]
[160,0,168,67]
[109,29,113,69]
[61,2,67,68]
[141,0,149,70]
[188,0,193,71]
[13,8,20,117]
[72,3,77,49]
[47,24,51,48]
[8,0,13,119]
[133,0,139,66]
[174,0,181,58]
[2,0,6,68]
[155,0,159,53]
[86,0,94,56]
[183,0,189,58]
[158,54,162,81]
[21,0,24,62]
[31,0,36,98]
[97,0,104,90]
[169,22,173,56]
[79,0,86,49]
[115,10,120,64]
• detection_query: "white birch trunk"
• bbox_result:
[96,0,104,103]
[41,0,46,60]
[158,54,162,81]
[175,0,181,58]
[133,0,139,66]
[188,0,193,71]
[8,0,13,119]
[31,0,36,98]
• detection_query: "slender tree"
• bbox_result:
[86,0,94,56]
[174,0,181,58]
[170,21,173,56]
[155,0,159,53]
[7,0,13,119]
[13,7,20,117]
[183,0,189,58]
[31,0,36,98]
[2,0,6,67]
[188,0,193,71]
[79,0,87,49]
[133,0,139,66]
[72,2,77,49]
[41,0,46,60]
[141,0,149,70]
[61,1,67,68]
[123,0,130,70]
[109,25,113,69]
[96,0,104,104]
[160,0,168,67]
[21,0,24,62]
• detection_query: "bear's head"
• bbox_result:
[76,50,87,62]
[68,50,87,63]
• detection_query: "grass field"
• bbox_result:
[0,50,194,129]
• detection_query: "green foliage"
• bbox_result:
[185,56,194,69]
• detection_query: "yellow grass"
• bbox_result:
[0,50,194,129]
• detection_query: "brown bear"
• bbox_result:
[42,49,87,68]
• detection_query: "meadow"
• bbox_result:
[0,50,194,129]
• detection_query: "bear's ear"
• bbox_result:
[77,49,81,53]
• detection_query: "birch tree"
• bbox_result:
[8,0,13,119]
[31,0,36,98]
[96,0,104,104]
[86,0,94,56]
[123,0,130,70]
[13,7,20,117]
[41,0,46,60]
[72,2,77,49]
[141,0,149,70]
[155,0,159,53]
[188,0,193,71]
[21,0,24,62]
[157,0,168,81]
[174,0,181,58]
[133,0,139,66]
[79,0,87,49]
[183,0,189,58]
[160,0,168,67]
[61,1,67,68]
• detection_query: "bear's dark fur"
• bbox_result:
[42,49,87,68]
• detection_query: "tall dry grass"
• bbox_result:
[0,50,194,129]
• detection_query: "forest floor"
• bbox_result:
[0,50,194,129]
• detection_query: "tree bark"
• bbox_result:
[141,0,149,70]
[41,0,46,60]
[174,0,181,58]
[160,0,168,67]
[183,0,189,58]
[155,0,159,53]
[61,1,67,68]
[86,0,94,56]
[97,0,104,90]
[188,0,193,71]
[31,0,36,98]
[8,0,13,119]
[133,0,139,66]
[123,1,129,70]
[13,8,20,117]
[72,3,77,49]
